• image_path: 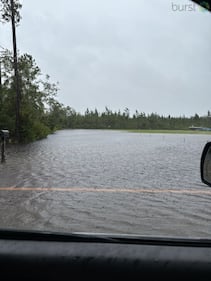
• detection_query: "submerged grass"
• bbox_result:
[127,129,211,135]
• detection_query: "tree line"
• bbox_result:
[61,108,211,131]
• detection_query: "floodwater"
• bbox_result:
[0,129,211,238]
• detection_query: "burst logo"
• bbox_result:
[171,1,210,12]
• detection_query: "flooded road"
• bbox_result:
[0,129,211,237]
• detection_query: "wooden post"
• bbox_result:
[1,137,5,163]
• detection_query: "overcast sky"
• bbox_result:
[1,0,211,116]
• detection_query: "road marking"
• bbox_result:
[0,187,211,195]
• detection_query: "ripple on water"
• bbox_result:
[1,130,211,237]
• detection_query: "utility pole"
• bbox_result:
[0,47,4,107]
[0,60,2,89]
[0,47,3,92]
[0,60,2,109]
[10,0,21,142]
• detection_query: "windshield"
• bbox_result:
[0,0,211,238]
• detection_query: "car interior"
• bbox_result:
[0,0,211,280]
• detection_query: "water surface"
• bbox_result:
[0,129,211,237]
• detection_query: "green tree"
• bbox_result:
[0,51,64,142]
[0,0,22,141]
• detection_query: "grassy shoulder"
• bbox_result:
[127,129,211,135]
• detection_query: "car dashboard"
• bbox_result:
[0,229,211,281]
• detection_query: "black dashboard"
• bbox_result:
[0,230,211,281]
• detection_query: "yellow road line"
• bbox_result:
[0,187,211,195]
